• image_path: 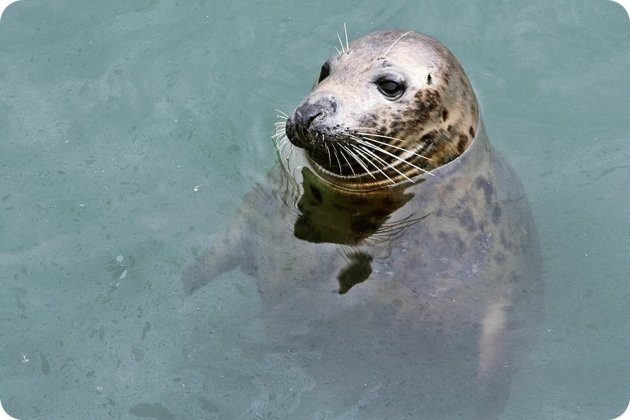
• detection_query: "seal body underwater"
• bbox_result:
[183,30,542,419]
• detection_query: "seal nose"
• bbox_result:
[286,96,338,148]
[294,102,324,128]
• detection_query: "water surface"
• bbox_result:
[1,0,629,418]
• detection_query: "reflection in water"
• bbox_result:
[294,167,415,246]
[336,251,372,294]
[295,167,419,293]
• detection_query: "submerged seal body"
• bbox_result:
[183,30,542,419]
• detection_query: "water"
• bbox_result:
[1,0,629,418]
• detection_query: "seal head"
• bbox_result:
[285,30,479,190]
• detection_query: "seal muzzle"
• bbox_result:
[285,96,338,149]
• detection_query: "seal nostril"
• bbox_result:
[295,102,325,128]
[306,111,323,128]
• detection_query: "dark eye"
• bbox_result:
[377,78,405,99]
[317,62,330,83]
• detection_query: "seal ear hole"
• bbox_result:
[427,74,432,85]
[317,62,331,83]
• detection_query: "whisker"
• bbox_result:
[353,138,434,176]
[354,133,429,160]
[275,135,290,146]
[342,144,376,179]
[273,132,286,143]
[337,32,346,54]
[351,126,376,130]
[272,134,295,162]
[337,144,357,177]
[273,123,286,134]
[331,144,343,174]
[353,133,430,162]
[350,144,395,184]
[275,109,289,118]
[334,46,342,55]
[382,31,413,59]
[344,23,349,52]
[325,142,332,167]
[372,213,430,242]
[354,144,414,183]
[354,131,403,143]
[271,136,282,152]
[272,134,287,148]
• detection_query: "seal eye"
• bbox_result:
[376,78,405,99]
[318,62,331,83]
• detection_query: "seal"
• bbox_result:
[183,29,542,419]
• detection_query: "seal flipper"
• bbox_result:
[181,223,250,295]
[181,165,297,296]
[476,299,512,418]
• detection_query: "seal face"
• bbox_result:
[183,30,542,419]
[284,30,479,190]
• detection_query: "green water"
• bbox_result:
[1,0,629,419]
